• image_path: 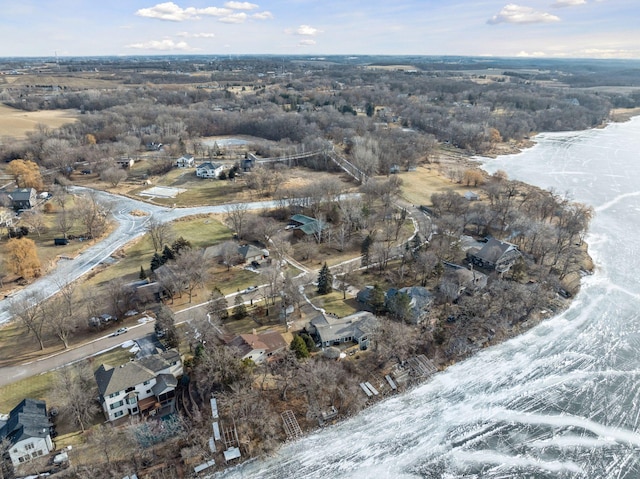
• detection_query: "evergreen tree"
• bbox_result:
[290,335,309,359]
[300,333,316,352]
[162,244,175,263]
[370,283,386,314]
[317,262,333,295]
[150,252,164,271]
[361,234,373,269]
[233,294,247,320]
[208,287,229,320]
[387,291,412,322]
[172,236,192,255]
[139,265,148,280]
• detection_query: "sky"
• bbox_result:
[0,0,638,59]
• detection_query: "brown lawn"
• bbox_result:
[0,104,78,139]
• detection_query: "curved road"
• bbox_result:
[0,187,293,325]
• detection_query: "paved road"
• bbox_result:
[0,187,333,325]
[0,318,157,388]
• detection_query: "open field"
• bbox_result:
[83,214,233,289]
[0,103,78,139]
[0,73,120,89]
[398,163,476,206]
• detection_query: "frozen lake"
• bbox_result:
[216,117,640,478]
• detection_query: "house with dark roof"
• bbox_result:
[196,162,224,178]
[0,398,53,466]
[385,286,434,324]
[237,244,268,265]
[8,188,37,211]
[289,214,328,241]
[468,237,521,273]
[94,350,182,422]
[223,331,287,363]
[307,311,378,349]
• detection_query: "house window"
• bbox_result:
[18,456,27,463]
[114,410,124,418]
[25,443,35,451]
[109,400,124,410]
[146,389,152,394]
[143,380,151,385]
[108,391,120,398]
[126,396,137,405]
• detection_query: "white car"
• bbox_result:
[112,327,128,337]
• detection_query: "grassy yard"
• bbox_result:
[85,214,233,288]
[304,288,359,318]
[0,344,134,414]
[398,164,470,206]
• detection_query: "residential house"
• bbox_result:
[468,237,521,272]
[385,286,434,324]
[9,188,37,211]
[237,244,268,265]
[196,162,224,179]
[223,331,287,364]
[464,191,480,201]
[0,398,53,466]
[289,214,328,241]
[441,264,488,300]
[175,155,195,168]
[94,350,182,422]
[116,157,135,168]
[307,311,378,349]
[146,142,163,151]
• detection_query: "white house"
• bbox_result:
[196,162,224,179]
[94,350,183,422]
[175,155,195,168]
[0,398,53,466]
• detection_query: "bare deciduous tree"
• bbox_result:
[10,291,47,350]
[51,361,99,431]
[145,218,174,252]
[225,203,249,240]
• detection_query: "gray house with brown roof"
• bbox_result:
[94,350,182,422]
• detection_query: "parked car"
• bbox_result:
[112,327,128,337]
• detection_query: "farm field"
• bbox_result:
[0,103,78,138]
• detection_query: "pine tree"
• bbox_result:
[233,294,247,320]
[370,283,386,315]
[139,265,148,280]
[317,262,333,295]
[150,252,164,271]
[290,335,309,359]
[172,236,192,255]
[361,234,373,269]
[162,244,175,263]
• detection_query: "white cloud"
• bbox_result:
[219,12,248,23]
[298,39,316,46]
[224,1,259,10]
[289,24,322,36]
[487,4,560,24]
[126,39,191,50]
[252,11,273,20]
[135,2,231,21]
[552,0,586,7]
[177,31,215,38]
[516,50,547,57]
